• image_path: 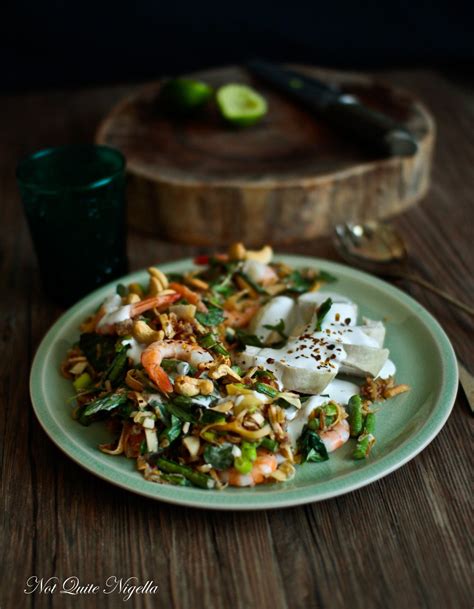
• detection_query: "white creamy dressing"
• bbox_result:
[241,295,383,383]
[286,378,359,446]
[377,358,396,379]
[121,337,145,365]
[97,293,132,330]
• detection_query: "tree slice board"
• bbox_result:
[96,65,435,246]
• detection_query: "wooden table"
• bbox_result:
[1,70,472,609]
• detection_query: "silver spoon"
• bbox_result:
[334,221,474,316]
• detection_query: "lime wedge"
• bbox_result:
[216,84,268,127]
[159,78,213,114]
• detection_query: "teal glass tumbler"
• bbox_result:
[17,145,128,306]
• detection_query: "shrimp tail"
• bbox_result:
[150,364,174,393]
[131,293,180,316]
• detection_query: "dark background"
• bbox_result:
[2,0,472,92]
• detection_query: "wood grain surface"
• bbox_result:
[96,66,434,245]
[0,69,472,609]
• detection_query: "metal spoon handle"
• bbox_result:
[397,272,474,316]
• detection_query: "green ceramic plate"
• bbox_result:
[30,255,458,510]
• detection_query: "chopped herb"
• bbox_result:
[284,270,313,294]
[103,343,129,387]
[195,306,225,327]
[297,425,329,463]
[78,393,129,426]
[263,318,288,348]
[203,443,234,470]
[200,409,226,424]
[163,399,197,423]
[315,298,333,332]
[79,333,117,372]
[116,283,127,297]
[197,332,229,356]
[234,329,264,350]
[159,414,182,445]
[316,270,337,284]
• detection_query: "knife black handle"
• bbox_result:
[247,59,418,158]
[323,99,419,157]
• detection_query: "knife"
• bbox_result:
[246,59,419,158]
[458,360,474,414]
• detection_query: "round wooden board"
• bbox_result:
[96,65,435,246]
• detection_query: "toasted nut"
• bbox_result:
[128,282,144,297]
[174,376,200,397]
[149,275,164,296]
[198,379,214,395]
[169,303,196,321]
[182,436,200,458]
[208,363,241,382]
[174,375,214,397]
[125,369,145,391]
[148,267,169,289]
[229,242,246,260]
[124,293,141,304]
[159,313,176,338]
[184,273,209,291]
[132,320,164,345]
[245,245,273,264]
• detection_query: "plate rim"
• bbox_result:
[29,255,459,510]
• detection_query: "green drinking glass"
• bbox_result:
[17,144,128,306]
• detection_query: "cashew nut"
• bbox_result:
[132,320,164,345]
[245,245,273,264]
[148,267,169,289]
[228,242,247,260]
[174,375,214,397]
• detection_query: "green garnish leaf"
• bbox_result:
[164,399,198,423]
[315,298,333,332]
[159,414,182,445]
[234,329,264,350]
[79,333,117,372]
[103,343,129,387]
[195,306,226,327]
[116,283,127,297]
[316,270,337,284]
[200,410,226,424]
[203,443,234,470]
[78,393,129,426]
[297,426,329,463]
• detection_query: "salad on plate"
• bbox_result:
[61,243,409,490]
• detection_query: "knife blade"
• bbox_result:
[246,59,419,158]
[458,361,474,413]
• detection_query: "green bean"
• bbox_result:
[154,457,215,489]
[348,395,363,437]
[353,412,376,460]
[254,382,279,398]
[259,437,278,452]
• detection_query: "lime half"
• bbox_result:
[216,84,268,127]
[159,78,213,114]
